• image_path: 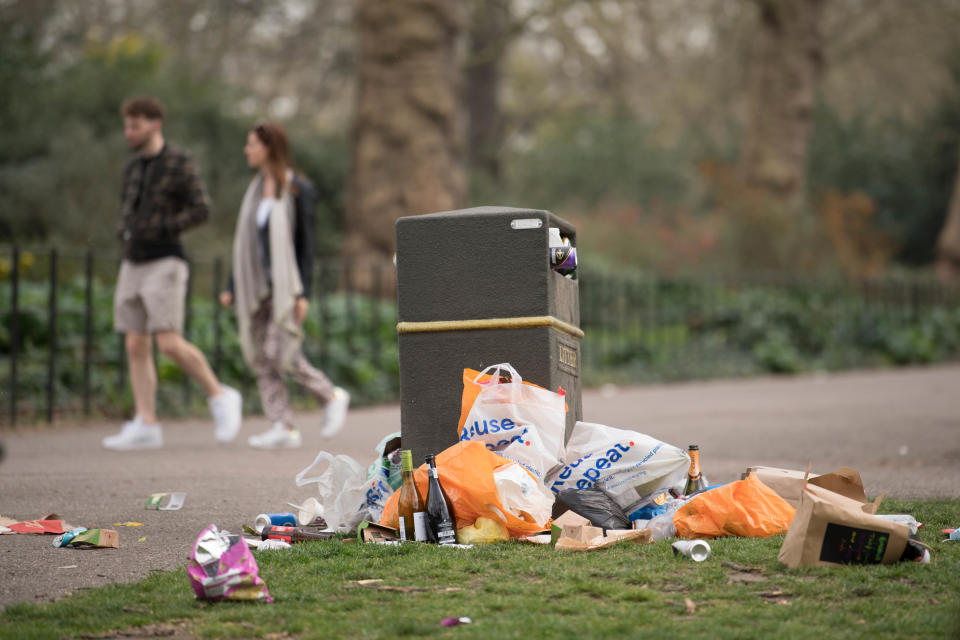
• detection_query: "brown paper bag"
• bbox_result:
[778,468,908,568]
[744,466,821,508]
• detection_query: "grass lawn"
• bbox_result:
[2,499,958,639]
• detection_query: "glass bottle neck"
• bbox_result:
[688,449,701,477]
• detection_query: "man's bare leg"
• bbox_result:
[154,331,222,398]
[126,332,158,424]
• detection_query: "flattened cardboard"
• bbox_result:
[778,467,906,568]
[8,520,67,535]
[555,527,651,551]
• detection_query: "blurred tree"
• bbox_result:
[936,147,960,283]
[0,2,347,261]
[738,0,827,203]
[465,0,512,190]
[344,0,466,277]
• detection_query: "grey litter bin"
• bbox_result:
[395,206,583,466]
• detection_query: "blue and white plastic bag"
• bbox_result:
[545,421,689,514]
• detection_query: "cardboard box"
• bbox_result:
[550,509,651,550]
[357,521,402,544]
[778,467,909,567]
[550,510,590,543]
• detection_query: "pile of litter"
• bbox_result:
[182,362,940,614]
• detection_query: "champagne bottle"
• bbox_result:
[397,449,427,542]
[684,445,708,495]
[424,454,457,545]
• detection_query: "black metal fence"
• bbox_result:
[2,244,959,425]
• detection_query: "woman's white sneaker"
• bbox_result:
[210,386,243,442]
[320,387,350,438]
[102,417,163,451]
[248,422,302,449]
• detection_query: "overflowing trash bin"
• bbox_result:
[395,206,583,465]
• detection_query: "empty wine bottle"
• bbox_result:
[397,449,427,541]
[683,445,708,496]
[424,454,457,545]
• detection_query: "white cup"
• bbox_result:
[288,498,324,527]
[672,539,711,562]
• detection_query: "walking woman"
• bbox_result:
[221,121,349,448]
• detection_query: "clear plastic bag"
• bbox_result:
[296,451,393,532]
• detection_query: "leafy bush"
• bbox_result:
[3,255,959,424]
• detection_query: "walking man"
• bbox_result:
[102,96,243,450]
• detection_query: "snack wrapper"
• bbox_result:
[187,524,272,602]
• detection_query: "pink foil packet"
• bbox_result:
[187,524,272,602]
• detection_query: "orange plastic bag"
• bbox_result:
[673,473,796,539]
[381,441,550,538]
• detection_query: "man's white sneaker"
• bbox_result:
[102,417,163,451]
[210,385,243,442]
[248,422,302,449]
[320,387,350,438]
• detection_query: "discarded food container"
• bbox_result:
[672,539,711,562]
[145,492,186,511]
[395,206,583,464]
[255,513,297,532]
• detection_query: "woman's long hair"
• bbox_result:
[252,121,297,195]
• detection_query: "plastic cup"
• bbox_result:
[672,539,711,562]
[287,498,324,526]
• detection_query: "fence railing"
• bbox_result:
[2,245,959,425]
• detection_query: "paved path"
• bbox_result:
[1,365,958,608]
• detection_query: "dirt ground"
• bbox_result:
[1,364,958,609]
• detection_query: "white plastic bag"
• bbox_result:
[458,363,566,482]
[295,451,393,532]
[493,462,554,527]
[545,421,689,514]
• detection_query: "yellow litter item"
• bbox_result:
[456,517,509,545]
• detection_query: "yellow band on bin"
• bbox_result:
[397,316,584,340]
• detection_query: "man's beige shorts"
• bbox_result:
[113,257,189,334]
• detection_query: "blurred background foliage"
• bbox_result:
[1,0,960,422]
[1,0,958,277]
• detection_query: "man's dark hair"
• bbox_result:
[121,96,166,121]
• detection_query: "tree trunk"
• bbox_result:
[345,0,466,281]
[936,147,960,283]
[465,0,510,185]
[739,0,826,202]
